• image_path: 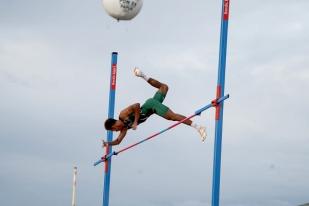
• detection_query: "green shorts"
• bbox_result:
[141,91,169,117]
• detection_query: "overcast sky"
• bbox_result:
[1,0,309,206]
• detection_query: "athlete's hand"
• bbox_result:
[102,139,108,147]
[132,123,138,130]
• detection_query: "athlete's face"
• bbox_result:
[111,120,124,131]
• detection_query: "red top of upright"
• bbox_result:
[223,0,230,20]
[111,64,117,90]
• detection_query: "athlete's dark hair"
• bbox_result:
[104,118,117,130]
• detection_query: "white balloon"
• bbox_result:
[102,0,143,21]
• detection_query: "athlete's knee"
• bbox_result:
[160,83,169,94]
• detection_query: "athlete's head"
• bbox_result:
[104,118,123,131]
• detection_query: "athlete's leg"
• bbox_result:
[135,67,206,141]
[134,67,168,95]
[163,109,207,141]
[148,78,168,95]
[163,109,192,125]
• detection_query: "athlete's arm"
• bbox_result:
[105,129,128,146]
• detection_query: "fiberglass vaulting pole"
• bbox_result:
[211,0,230,206]
[103,52,118,206]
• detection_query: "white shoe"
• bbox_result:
[133,67,145,78]
[198,126,207,142]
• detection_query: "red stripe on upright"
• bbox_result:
[223,0,230,20]
[111,64,117,90]
[215,86,221,120]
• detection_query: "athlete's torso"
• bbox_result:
[120,111,151,129]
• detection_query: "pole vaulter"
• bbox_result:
[94,94,229,166]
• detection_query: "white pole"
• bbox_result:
[72,166,77,206]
